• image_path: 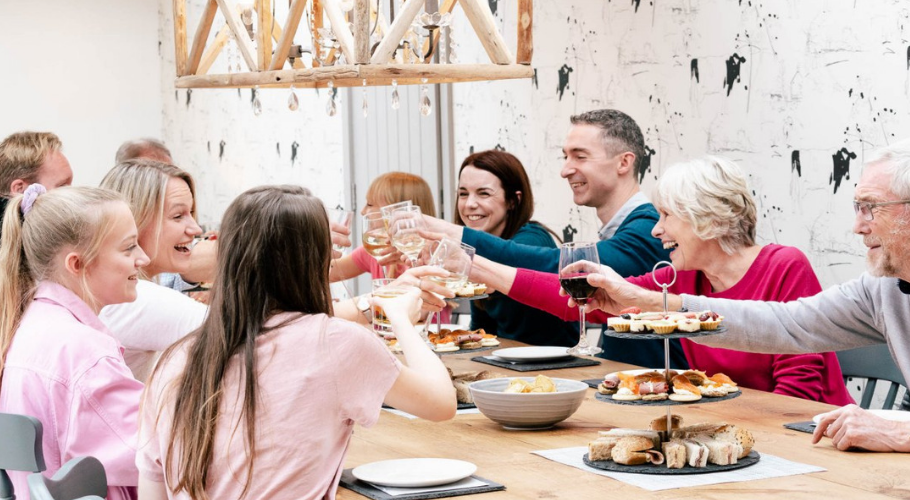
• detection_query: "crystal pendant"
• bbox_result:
[252,86,262,116]
[419,79,432,116]
[326,81,337,116]
[287,85,299,111]
[361,79,368,117]
[391,79,400,110]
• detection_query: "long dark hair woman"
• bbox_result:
[137,185,454,500]
[454,150,579,346]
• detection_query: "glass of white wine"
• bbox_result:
[387,205,427,267]
[427,238,475,292]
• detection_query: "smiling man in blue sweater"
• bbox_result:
[425,109,680,368]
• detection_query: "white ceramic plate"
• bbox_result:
[351,458,477,487]
[491,346,572,363]
[813,409,910,425]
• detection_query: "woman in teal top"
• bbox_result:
[455,150,579,346]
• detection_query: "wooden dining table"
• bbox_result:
[339,340,910,499]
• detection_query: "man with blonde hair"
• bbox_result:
[0,131,74,225]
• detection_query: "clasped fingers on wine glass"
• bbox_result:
[558,241,603,356]
[426,238,474,293]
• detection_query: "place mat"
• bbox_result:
[532,446,825,491]
[583,451,760,475]
[594,390,741,406]
[471,355,601,372]
[435,346,496,356]
[783,421,816,434]
[339,469,505,500]
[602,325,726,341]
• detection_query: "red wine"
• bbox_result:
[559,275,597,304]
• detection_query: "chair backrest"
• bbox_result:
[27,457,106,500]
[0,413,46,500]
[837,344,908,410]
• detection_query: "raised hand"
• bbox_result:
[392,265,455,312]
[370,286,423,326]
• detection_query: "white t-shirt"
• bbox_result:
[100,280,207,382]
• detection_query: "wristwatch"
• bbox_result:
[356,294,372,320]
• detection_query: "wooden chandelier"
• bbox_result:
[170,0,533,89]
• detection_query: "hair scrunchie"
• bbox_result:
[20,183,47,218]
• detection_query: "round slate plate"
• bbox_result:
[583,450,760,475]
[594,390,741,406]
[603,324,727,340]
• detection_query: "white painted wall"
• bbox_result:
[156,0,345,228]
[451,0,910,290]
[0,0,162,187]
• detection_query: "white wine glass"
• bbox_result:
[558,241,603,356]
[388,205,427,267]
[362,212,391,277]
[428,238,474,293]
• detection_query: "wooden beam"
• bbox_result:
[516,0,532,64]
[214,0,258,70]
[256,0,273,70]
[371,0,424,64]
[187,0,219,75]
[353,0,370,64]
[311,0,324,67]
[458,0,513,64]
[175,63,533,88]
[173,0,188,75]
[321,0,355,63]
[196,23,231,75]
[269,4,305,69]
[269,0,307,70]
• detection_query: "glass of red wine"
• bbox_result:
[558,241,603,356]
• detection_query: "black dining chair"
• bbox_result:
[28,456,106,500]
[836,344,908,410]
[0,412,46,500]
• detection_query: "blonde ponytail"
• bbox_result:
[0,196,35,379]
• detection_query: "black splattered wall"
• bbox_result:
[452,0,910,288]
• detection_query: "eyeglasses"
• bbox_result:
[853,199,910,221]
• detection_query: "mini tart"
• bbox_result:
[473,283,487,295]
[456,285,475,297]
[649,320,677,334]
[607,317,631,332]
[699,319,721,330]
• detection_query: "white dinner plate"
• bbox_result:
[813,409,910,425]
[351,458,477,487]
[491,346,572,363]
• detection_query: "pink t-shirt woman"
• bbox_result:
[137,313,401,500]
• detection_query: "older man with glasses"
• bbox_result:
[582,138,910,453]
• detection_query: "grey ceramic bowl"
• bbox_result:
[468,377,589,430]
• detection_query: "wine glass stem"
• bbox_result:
[578,305,588,349]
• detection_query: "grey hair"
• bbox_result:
[652,156,757,255]
[570,109,645,178]
[115,138,172,164]
[866,138,910,199]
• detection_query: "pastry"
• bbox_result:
[668,374,702,402]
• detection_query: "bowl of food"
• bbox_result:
[469,375,589,430]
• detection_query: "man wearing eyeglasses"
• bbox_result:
[582,138,910,453]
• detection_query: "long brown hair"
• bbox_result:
[154,184,332,500]
[453,150,559,241]
[0,187,123,389]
